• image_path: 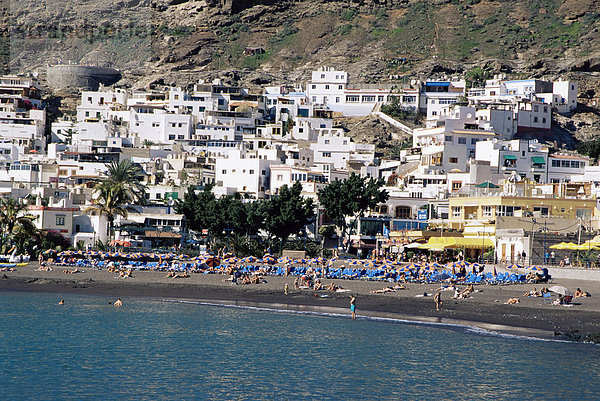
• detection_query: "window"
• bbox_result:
[222,169,227,174]
[346,95,359,102]
[533,206,549,217]
[445,135,452,142]
[533,117,538,123]
[451,182,462,191]
[323,152,332,157]
[277,174,283,181]
[542,118,547,124]
[452,207,461,218]
[482,206,493,217]
[449,157,458,163]
[576,209,591,219]
[543,106,548,113]
[56,215,65,226]
[534,105,539,112]
[551,159,560,167]
[168,134,175,140]
[262,170,266,175]
[325,85,329,90]
[249,170,254,175]
[496,205,521,216]
[324,140,330,144]
[362,96,376,103]
[312,85,316,90]
[458,137,466,144]
[571,160,580,168]
[338,85,343,90]
[471,138,478,145]
[430,100,436,104]
[321,74,325,79]
[432,111,437,116]
[395,206,411,219]
[335,97,340,103]
[378,95,384,102]
[561,160,570,168]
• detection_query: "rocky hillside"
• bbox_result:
[3,0,600,146]
[3,0,599,85]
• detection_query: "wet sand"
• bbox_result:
[2,264,600,340]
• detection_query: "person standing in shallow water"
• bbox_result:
[350,296,356,320]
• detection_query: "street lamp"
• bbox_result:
[223,226,234,254]
[530,218,537,265]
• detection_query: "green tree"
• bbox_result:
[175,184,218,235]
[318,173,389,248]
[0,197,37,252]
[103,160,148,204]
[465,66,492,88]
[84,181,130,243]
[261,182,315,252]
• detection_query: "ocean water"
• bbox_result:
[0,292,599,401]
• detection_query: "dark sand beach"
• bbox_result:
[2,264,600,340]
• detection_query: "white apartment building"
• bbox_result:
[0,75,43,110]
[420,80,466,118]
[547,154,588,183]
[269,163,349,198]
[469,76,577,114]
[129,105,193,145]
[310,129,375,169]
[76,87,128,122]
[214,149,275,198]
[306,67,348,110]
[291,117,331,141]
[475,139,549,183]
[0,109,46,154]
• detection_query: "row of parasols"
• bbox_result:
[45,249,482,272]
[549,240,600,251]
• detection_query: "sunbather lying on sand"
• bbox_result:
[574,288,591,298]
[371,287,397,294]
[505,298,520,304]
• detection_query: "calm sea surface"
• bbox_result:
[0,291,598,401]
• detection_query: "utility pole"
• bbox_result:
[530,218,536,265]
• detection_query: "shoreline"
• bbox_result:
[3,264,600,342]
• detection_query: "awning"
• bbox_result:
[418,236,494,250]
[531,156,546,164]
[475,181,500,188]
[503,154,517,160]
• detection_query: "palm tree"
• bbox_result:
[0,197,37,252]
[84,181,129,244]
[12,215,39,255]
[104,160,147,204]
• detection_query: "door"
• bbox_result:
[510,244,515,264]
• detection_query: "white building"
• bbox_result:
[310,129,375,170]
[129,105,193,145]
[306,66,348,110]
[547,154,588,183]
[476,139,549,183]
[420,80,466,118]
[214,149,275,198]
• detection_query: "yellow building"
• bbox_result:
[448,195,597,230]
